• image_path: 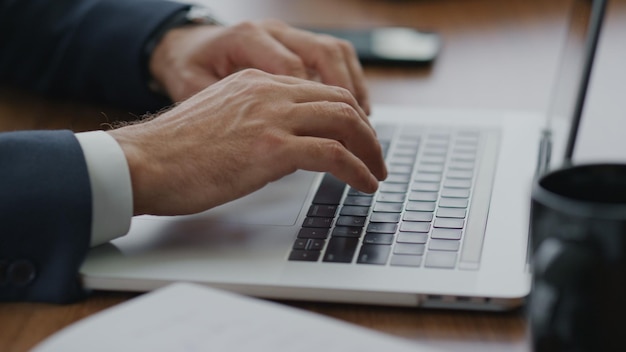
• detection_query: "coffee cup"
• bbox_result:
[529,163,626,351]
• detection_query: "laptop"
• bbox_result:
[80,0,606,310]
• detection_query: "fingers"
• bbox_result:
[225,22,309,79]
[281,79,373,130]
[223,20,370,114]
[285,101,386,181]
[267,23,371,114]
[283,135,380,194]
[218,69,374,131]
[216,69,385,187]
[114,68,386,216]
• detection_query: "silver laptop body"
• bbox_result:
[80,0,604,310]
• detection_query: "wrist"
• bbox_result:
[143,5,221,95]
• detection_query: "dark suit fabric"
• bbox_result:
[0,131,91,302]
[0,0,188,114]
[0,0,187,302]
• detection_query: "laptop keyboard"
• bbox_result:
[288,123,500,270]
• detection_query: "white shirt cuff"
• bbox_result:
[75,131,133,247]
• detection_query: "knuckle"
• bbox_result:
[260,19,287,30]
[320,139,347,162]
[336,38,355,52]
[258,129,286,150]
[318,41,345,61]
[235,69,275,92]
[232,20,258,33]
[334,102,359,124]
[334,86,356,104]
[236,67,264,79]
[279,56,306,75]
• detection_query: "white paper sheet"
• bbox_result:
[34,283,444,352]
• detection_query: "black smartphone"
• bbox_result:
[305,27,440,66]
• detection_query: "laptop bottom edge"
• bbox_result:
[82,276,525,311]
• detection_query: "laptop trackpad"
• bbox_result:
[155,170,318,226]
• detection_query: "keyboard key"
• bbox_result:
[298,228,329,239]
[293,238,326,251]
[451,153,476,162]
[379,183,409,193]
[307,239,326,251]
[396,232,428,244]
[405,201,436,212]
[302,217,333,228]
[425,252,458,269]
[357,245,391,265]
[370,212,401,223]
[436,208,467,219]
[307,205,338,217]
[403,211,434,222]
[428,239,461,251]
[448,161,474,171]
[414,173,442,183]
[399,221,431,233]
[376,192,406,203]
[331,226,362,238]
[340,206,370,217]
[336,216,367,227]
[427,132,451,140]
[443,179,472,189]
[347,188,374,196]
[441,188,470,198]
[343,196,374,206]
[390,254,423,267]
[421,155,446,164]
[453,145,478,153]
[313,174,346,205]
[411,182,440,192]
[385,174,411,184]
[393,149,418,158]
[388,164,413,174]
[388,156,414,165]
[373,202,403,213]
[456,137,479,146]
[366,223,398,234]
[447,170,474,179]
[289,250,321,262]
[363,233,395,245]
[434,218,465,229]
[293,238,307,250]
[418,164,444,173]
[323,237,359,263]
[431,228,463,240]
[439,198,469,208]
[408,191,438,202]
[396,139,420,148]
[423,148,447,156]
[393,243,425,255]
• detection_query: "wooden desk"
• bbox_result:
[2,0,625,351]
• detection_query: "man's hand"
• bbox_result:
[149,19,370,114]
[108,69,386,216]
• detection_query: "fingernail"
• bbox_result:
[368,174,380,192]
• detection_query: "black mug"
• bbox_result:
[529,163,626,352]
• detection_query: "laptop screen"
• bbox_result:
[546,0,607,165]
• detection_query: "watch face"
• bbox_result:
[186,6,220,25]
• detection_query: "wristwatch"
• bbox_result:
[182,6,221,26]
[144,5,222,93]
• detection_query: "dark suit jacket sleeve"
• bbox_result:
[0,131,94,303]
[0,0,189,114]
